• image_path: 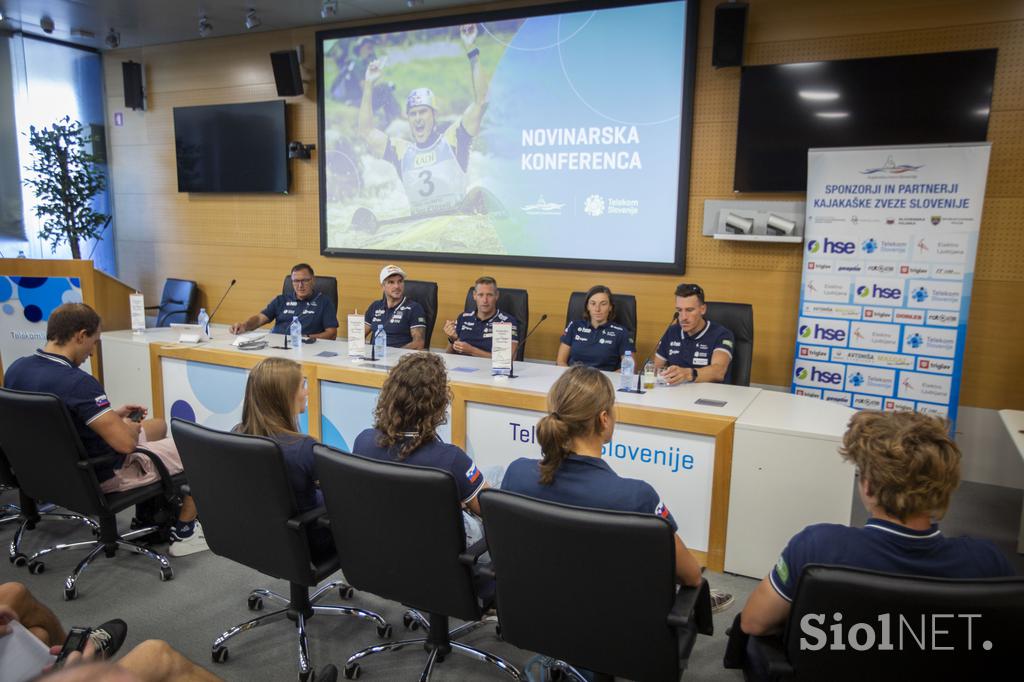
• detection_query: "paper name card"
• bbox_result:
[347,314,365,357]
[491,322,513,373]
[130,292,146,333]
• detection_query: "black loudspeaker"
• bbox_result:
[122,61,145,110]
[270,50,304,97]
[712,2,748,68]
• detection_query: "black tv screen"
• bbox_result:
[173,100,288,193]
[735,49,997,192]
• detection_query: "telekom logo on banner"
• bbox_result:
[791,143,991,428]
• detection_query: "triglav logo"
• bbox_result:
[861,154,925,176]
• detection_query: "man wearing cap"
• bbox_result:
[654,282,734,384]
[358,23,488,217]
[364,265,428,349]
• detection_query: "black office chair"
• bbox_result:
[171,420,388,682]
[312,445,522,681]
[145,278,199,327]
[724,563,1024,680]
[0,388,183,600]
[704,301,754,387]
[565,291,638,349]
[463,286,529,361]
[282,275,339,317]
[404,279,439,345]
[479,489,712,682]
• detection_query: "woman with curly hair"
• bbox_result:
[353,352,486,515]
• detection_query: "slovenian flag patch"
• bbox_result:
[95,394,111,409]
[655,501,670,519]
[466,463,481,484]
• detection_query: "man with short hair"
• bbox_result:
[654,282,734,384]
[3,303,206,556]
[229,264,338,340]
[739,411,1015,675]
[443,276,518,359]
[364,264,427,349]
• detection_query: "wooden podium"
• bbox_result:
[0,259,137,382]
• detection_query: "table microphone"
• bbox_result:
[508,314,547,379]
[207,279,237,327]
[621,311,678,394]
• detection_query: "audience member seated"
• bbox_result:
[363,264,427,349]
[556,284,634,371]
[655,282,734,384]
[443,276,518,359]
[229,263,338,340]
[499,365,734,612]
[2,303,206,557]
[0,581,220,681]
[739,410,1017,678]
[234,357,333,560]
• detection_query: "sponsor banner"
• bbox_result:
[0,276,91,376]
[898,371,953,404]
[902,325,957,358]
[803,303,862,319]
[849,321,901,352]
[917,402,949,418]
[794,387,823,399]
[845,365,897,397]
[464,402,716,551]
[796,143,990,429]
[823,390,852,406]
[832,348,916,370]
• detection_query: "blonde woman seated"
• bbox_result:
[236,357,333,559]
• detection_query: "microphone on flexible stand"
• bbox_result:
[508,314,548,379]
[207,279,237,328]
[620,311,678,394]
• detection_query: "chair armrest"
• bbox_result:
[131,446,179,499]
[286,506,327,531]
[752,635,793,678]
[458,538,489,567]
[143,305,162,310]
[76,453,124,470]
[668,578,713,636]
[723,613,748,669]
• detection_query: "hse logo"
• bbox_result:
[857,284,901,300]
[807,237,856,255]
[855,278,904,304]
[794,362,845,386]
[797,318,849,347]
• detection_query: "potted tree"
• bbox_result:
[23,116,110,259]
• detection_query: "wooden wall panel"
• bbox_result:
[104,0,1024,408]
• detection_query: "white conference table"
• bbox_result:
[997,410,1024,553]
[101,325,856,577]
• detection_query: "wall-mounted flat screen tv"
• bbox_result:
[173,100,288,193]
[735,49,997,192]
[317,0,699,274]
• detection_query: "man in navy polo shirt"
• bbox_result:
[654,282,733,384]
[363,264,427,349]
[740,410,1015,648]
[229,263,338,340]
[443,276,518,358]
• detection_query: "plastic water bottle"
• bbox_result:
[289,316,302,349]
[374,324,387,360]
[620,351,635,390]
[643,360,656,390]
[197,308,210,339]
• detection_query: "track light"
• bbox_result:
[198,15,212,38]
[105,28,120,49]
[245,9,261,30]
[320,1,337,19]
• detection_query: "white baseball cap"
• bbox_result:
[379,264,407,284]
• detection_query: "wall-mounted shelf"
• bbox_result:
[702,199,806,242]
[713,233,802,243]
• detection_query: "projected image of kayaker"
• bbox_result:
[356,23,498,228]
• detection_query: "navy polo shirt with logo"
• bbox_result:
[261,292,339,336]
[454,310,519,354]
[3,350,122,482]
[501,455,678,532]
[353,428,485,505]
[769,518,1016,602]
[364,297,427,347]
[655,319,734,383]
[560,319,635,371]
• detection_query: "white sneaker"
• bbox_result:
[168,521,209,557]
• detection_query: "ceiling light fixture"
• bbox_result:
[105,28,120,49]
[199,15,212,38]
[320,1,337,19]
[815,112,849,119]
[245,9,261,30]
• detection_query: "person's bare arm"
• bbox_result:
[740,576,792,636]
[308,327,337,340]
[674,534,703,587]
[230,313,270,335]
[358,59,390,157]
[460,24,488,136]
[556,343,571,366]
[694,349,731,383]
[89,411,142,454]
[403,327,426,350]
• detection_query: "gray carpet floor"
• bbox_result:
[1,480,1020,681]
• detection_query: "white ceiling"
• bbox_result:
[0,0,486,50]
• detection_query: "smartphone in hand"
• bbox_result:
[128,409,144,422]
[53,626,91,669]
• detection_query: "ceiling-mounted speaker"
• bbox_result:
[122,61,145,110]
[270,50,303,97]
[712,2,748,68]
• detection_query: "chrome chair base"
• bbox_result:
[9,509,100,566]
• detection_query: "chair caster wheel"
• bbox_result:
[159,566,173,581]
[28,560,44,575]
[344,662,361,680]
[248,595,264,611]
[63,586,77,601]
[11,553,26,567]
[298,669,314,682]
[212,647,229,663]
[339,585,354,600]
[377,624,392,639]
[402,613,415,629]
[550,670,564,681]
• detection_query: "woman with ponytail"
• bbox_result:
[501,365,704,588]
